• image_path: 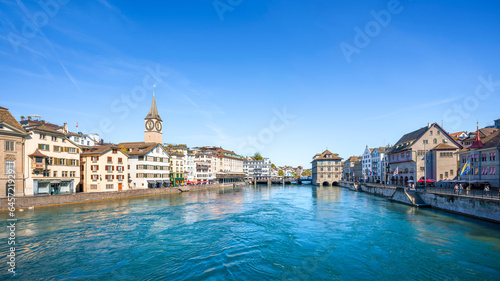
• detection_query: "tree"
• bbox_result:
[271,163,276,169]
[278,169,284,176]
[301,170,312,177]
[253,152,263,161]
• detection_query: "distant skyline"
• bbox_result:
[1,0,500,168]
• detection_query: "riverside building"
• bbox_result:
[24,123,81,196]
[0,107,27,198]
[80,145,129,192]
[312,149,343,186]
[386,123,461,186]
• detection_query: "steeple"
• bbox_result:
[469,123,484,149]
[145,86,162,121]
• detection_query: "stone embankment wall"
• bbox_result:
[338,181,500,223]
[0,183,240,210]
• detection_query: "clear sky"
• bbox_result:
[1,0,500,168]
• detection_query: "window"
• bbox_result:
[70,171,75,177]
[490,152,497,161]
[430,131,433,136]
[445,172,448,178]
[420,167,425,172]
[107,157,112,163]
[423,140,429,144]
[106,184,114,189]
[5,141,14,152]
[51,136,57,141]
[39,134,46,140]
[433,138,437,144]
[5,161,14,173]
[118,157,123,164]
[450,170,454,175]
[440,174,443,180]
[38,144,50,151]
[68,147,77,153]
[53,171,57,177]
[482,153,487,161]
[90,185,97,190]
[112,149,117,154]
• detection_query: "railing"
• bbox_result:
[344,181,500,200]
[425,186,500,199]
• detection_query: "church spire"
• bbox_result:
[145,85,162,121]
[469,122,484,149]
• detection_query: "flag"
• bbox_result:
[393,167,398,176]
[460,158,470,176]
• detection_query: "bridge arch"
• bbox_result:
[322,181,331,186]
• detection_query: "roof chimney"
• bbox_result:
[428,122,431,128]
[63,123,68,134]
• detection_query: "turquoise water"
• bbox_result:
[2,185,500,280]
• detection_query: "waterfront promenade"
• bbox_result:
[339,181,500,223]
[0,183,240,210]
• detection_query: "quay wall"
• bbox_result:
[339,181,500,223]
[0,183,240,210]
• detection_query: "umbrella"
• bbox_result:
[408,180,414,183]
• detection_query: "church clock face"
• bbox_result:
[155,121,162,131]
[146,120,154,131]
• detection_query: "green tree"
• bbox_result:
[271,163,276,169]
[253,152,263,161]
[301,170,312,176]
[278,169,284,176]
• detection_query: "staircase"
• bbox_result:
[404,190,429,207]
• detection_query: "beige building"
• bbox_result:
[24,123,81,196]
[343,156,359,181]
[386,123,461,186]
[80,145,129,192]
[312,149,343,186]
[0,107,27,198]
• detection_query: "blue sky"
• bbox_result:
[1,0,500,168]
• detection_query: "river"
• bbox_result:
[2,185,500,280]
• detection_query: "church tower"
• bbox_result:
[144,89,163,144]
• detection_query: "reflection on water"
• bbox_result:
[1,184,500,280]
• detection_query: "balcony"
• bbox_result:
[32,163,45,170]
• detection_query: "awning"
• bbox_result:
[50,180,61,184]
[147,180,156,184]
[418,179,435,183]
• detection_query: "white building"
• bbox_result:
[67,132,100,148]
[120,142,170,189]
[244,157,271,180]
[370,147,388,183]
[24,124,81,196]
[362,146,373,180]
[185,149,196,183]
[194,149,216,184]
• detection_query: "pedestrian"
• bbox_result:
[484,184,490,196]
[454,184,459,195]
[466,185,470,195]
[459,184,463,195]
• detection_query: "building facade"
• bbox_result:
[0,107,27,198]
[244,157,271,180]
[312,149,343,186]
[457,129,500,188]
[386,123,461,186]
[80,145,129,192]
[343,156,358,181]
[24,124,81,196]
[120,142,170,189]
